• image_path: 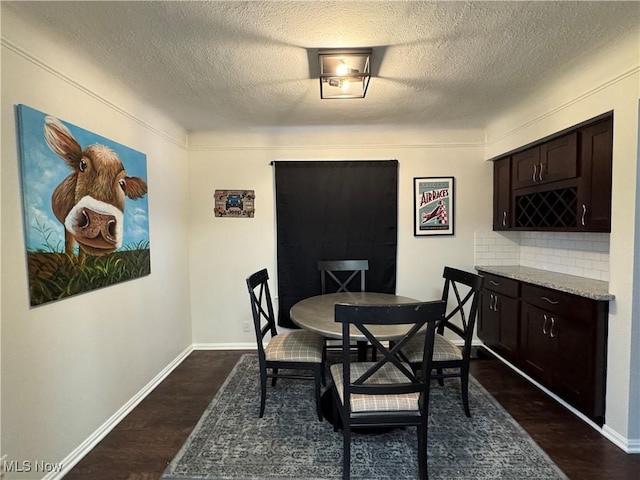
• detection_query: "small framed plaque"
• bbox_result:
[214,190,255,218]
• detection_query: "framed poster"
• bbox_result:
[413,177,454,236]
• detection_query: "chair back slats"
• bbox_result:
[335,300,446,404]
[318,259,369,293]
[440,266,484,342]
[246,268,278,358]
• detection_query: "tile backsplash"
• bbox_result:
[474,231,610,281]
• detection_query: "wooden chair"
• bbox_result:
[330,300,446,480]
[400,266,484,417]
[318,260,371,359]
[246,268,326,420]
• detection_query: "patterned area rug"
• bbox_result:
[162,354,567,480]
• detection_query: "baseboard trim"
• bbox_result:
[46,345,194,480]
[601,425,640,454]
[479,345,638,454]
[625,437,640,454]
[192,342,256,350]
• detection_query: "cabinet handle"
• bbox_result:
[489,280,501,287]
[489,294,495,311]
[542,314,549,335]
[550,317,556,338]
[502,211,507,227]
[538,162,544,182]
[532,164,538,182]
[541,296,559,305]
[581,204,587,226]
[493,295,499,312]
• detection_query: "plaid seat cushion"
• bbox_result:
[330,362,420,413]
[401,333,463,363]
[265,330,324,363]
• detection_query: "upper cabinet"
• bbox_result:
[493,157,511,230]
[576,119,614,232]
[492,113,613,232]
[512,132,577,189]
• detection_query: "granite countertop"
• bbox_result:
[475,265,615,301]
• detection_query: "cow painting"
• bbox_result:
[16,104,151,306]
[44,116,148,257]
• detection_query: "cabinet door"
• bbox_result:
[552,315,597,416]
[512,146,540,189]
[539,132,578,184]
[577,118,613,232]
[496,295,519,362]
[519,303,553,384]
[493,157,511,230]
[478,290,499,347]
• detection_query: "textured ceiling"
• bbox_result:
[4,1,639,132]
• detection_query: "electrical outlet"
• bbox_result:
[243,322,250,333]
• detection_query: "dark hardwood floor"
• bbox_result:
[65,349,640,480]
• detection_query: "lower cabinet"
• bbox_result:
[478,272,608,425]
[479,273,519,363]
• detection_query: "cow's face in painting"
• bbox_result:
[44,116,148,257]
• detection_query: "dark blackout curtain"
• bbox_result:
[274,160,398,328]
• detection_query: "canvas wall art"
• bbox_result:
[16,104,151,306]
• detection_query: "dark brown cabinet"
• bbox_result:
[539,132,578,185]
[576,117,613,232]
[520,284,607,424]
[492,157,511,230]
[492,113,612,232]
[479,273,519,362]
[478,271,608,425]
[512,132,577,190]
[512,146,540,189]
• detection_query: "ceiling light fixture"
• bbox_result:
[318,48,372,99]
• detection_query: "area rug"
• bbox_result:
[162,354,567,480]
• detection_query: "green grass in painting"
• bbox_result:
[27,248,151,306]
[26,225,151,306]
[32,218,64,253]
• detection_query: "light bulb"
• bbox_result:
[341,79,350,91]
[336,62,349,76]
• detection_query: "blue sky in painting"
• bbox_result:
[16,104,150,253]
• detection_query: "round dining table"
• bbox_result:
[289,291,421,341]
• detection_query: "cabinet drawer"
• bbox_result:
[481,273,519,297]
[521,284,594,320]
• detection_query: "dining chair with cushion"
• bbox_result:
[318,259,372,359]
[400,266,484,417]
[246,268,326,420]
[330,300,446,480]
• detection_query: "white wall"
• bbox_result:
[187,127,489,347]
[1,7,192,478]
[485,33,640,451]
